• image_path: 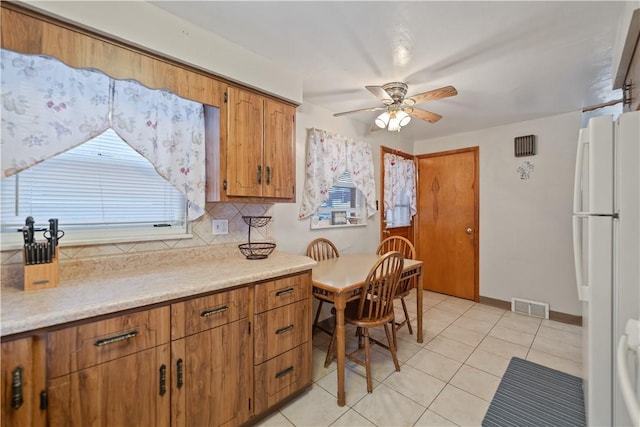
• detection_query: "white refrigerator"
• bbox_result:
[573,111,640,427]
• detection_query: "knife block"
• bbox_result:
[23,247,59,291]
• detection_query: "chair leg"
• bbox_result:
[392,320,398,350]
[400,297,413,335]
[363,328,373,393]
[313,300,324,334]
[383,323,401,371]
[324,327,336,368]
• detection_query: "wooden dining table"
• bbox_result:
[311,253,424,406]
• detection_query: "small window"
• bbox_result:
[1,129,188,248]
[386,189,412,228]
[310,171,365,229]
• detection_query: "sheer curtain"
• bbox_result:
[1,49,206,219]
[298,128,376,219]
[383,153,417,224]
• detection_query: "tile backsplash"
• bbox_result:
[1,202,274,286]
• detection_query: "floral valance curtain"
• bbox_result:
[0,49,205,219]
[383,153,417,216]
[298,128,376,219]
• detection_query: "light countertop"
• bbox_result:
[1,251,316,337]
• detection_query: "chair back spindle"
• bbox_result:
[306,238,340,261]
[357,251,404,321]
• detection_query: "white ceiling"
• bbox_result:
[151,1,626,140]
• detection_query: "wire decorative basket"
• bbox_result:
[239,216,275,259]
[238,242,276,260]
[242,216,271,228]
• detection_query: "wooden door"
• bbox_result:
[263,99,295,199]
[380,146,415,245]
[1,337,42,427]
[172,319,251,427]
[227,87,264,197]
[47,345,171,427]
[416,147,479,301]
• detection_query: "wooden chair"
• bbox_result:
[306,238,339,336]
[376,236,416,340]
[325,251,404,392]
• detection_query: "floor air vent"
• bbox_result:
[511,298,549,319]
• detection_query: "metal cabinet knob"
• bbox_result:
[466,228,473,234]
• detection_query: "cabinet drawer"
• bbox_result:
[171,287,248,339]
[254,300,309,364]
[48,306,170,379]
[254,273,310,314]
[254,343,311,415]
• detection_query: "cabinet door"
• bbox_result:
[1,338,40,427]
[227,86,264,197]
[263,99,295,199]
[47,344,170,427]
[172,319,251,427]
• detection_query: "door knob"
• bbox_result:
[383,230,390,235]
[466,228,473,234]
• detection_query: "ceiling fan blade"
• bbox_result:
[406,85,458,105]
[406,107,443,123]
[365,85,393,102]
[333,106,386,117]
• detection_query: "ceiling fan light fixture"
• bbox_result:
[397,110,411,127]
[375,111,390,128]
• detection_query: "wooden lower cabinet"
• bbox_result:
[1,271,312,427]
[47,344,170,427]
[171,319,251,427]
[1,337,45,427]
[254,343,311,414]
[252,272,313,417]
[46,307,171,427]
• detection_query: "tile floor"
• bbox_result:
[256,290,582,427]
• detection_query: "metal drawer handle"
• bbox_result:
[275,324,295,335]
[266,166,271,185]
[11,366,23,409]
[275,288,294,297]
[275,366,294,379]
[94,330,138,347]
[201,306,228,317]
[257,165,262,184]
[176,358,184,389]
[159,364,167,396]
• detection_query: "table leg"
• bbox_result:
[334,294,347,406]
[416,269,424,343]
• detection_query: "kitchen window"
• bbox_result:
[298,128,377,225]
[0,129,189,248]
[1,48,207,249]
[310,171,366,229]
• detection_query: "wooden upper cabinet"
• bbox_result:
[264,98,296,199]
[226,87,265,198]
[225,87,296,201]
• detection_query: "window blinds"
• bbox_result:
[1,129,187,232]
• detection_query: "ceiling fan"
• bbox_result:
[333,82,457,132]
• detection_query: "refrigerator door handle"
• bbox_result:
[616,319,640,427]
[573,129,589,213]
[572,214,589,302]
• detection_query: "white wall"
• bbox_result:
[414,112,583,316]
